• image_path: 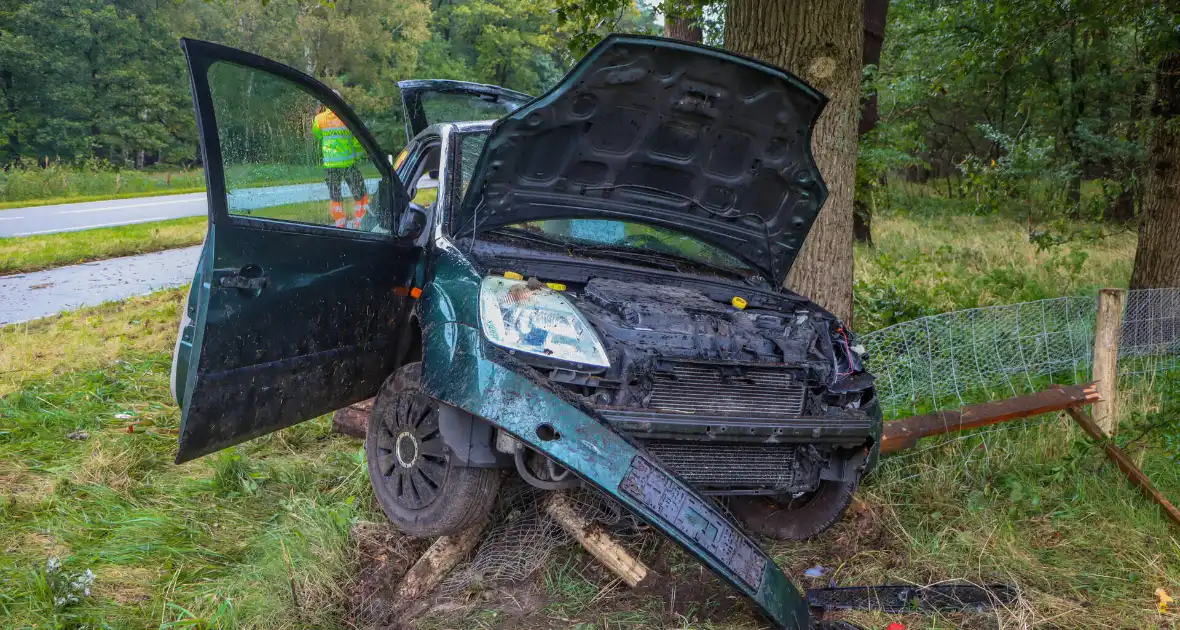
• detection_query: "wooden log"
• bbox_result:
[544,492,650,587]
[1065,407,1180,531]
[1092,288,1127,434]
[331,398,372,438]
[880,382,1100,454]
[393,519,487,605]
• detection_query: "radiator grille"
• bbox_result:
[648,364,806,416]
[642,441,798,489]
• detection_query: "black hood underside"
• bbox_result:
[456,34,829,284]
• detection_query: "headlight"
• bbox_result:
[479,276,609,369]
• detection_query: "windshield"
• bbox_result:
[454,130,751,275]
[504,220,752,274]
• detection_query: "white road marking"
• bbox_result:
[0,216,24,220]
[12,216,173,236]
[56,197,204,214]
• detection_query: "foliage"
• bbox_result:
[0,159,203,203]
[871,0,1173,243]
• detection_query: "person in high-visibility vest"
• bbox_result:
[312,102,369,229]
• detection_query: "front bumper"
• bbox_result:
[419,319,813,629]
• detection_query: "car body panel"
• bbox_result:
[397,79,532,140]
[175,38,420,462]
[456,34,828,284]
[415,241,812,629]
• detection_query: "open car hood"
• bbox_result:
[455,34,828,284]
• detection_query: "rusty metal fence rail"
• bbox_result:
[861,287,1180,419]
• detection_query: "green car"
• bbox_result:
[171,35,880,629]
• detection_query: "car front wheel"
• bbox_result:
[366,362,500,537]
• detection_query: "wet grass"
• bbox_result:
[0,290,381,627]
[0,217,208,276]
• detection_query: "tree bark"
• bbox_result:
[663,1,702,42]
[724,0,864,324]
[853,0,889,246]
[1130,51,1180,289]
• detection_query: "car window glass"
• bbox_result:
[207,61,391,233]
[421,92,523,128]
[457,131,490,199]
[408,145,440,208]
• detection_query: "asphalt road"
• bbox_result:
[0,246,202,325]
[0,193,208,237]
[0,175,438,238]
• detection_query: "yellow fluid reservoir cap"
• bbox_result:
[503,271,523,280]
[546,282,567,291]
[731,296,748,310]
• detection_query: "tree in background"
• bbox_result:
[0,0,193,167]
[1129,3,1180,289]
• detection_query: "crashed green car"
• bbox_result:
[171,34,880,629]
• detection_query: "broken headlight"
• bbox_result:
[479,276,610,369]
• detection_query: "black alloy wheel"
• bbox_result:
[366,362,500,537]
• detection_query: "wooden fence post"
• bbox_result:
[1092,288,1126,434]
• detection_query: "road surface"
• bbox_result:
[0,246,201,325]
[0,193,208,237]
[0,176,438,237]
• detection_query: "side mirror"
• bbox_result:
[397,202,430,244]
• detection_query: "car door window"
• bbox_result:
[207,61,390,232]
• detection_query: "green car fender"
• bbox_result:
[414,244,814,630]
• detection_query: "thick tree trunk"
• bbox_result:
[1130,52,1180,289]
[724,0,864,324]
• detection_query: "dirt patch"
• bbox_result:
[0,466,56,512]
[347,521,431,629]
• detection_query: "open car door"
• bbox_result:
[398,79,532,139]
[175,38,420,463]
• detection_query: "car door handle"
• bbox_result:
[218,266,269,291]
[219,275,268,290]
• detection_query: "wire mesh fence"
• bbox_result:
[861,287,1180,418]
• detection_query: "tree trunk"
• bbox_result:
[663,1,702,42]
[724,0,864,324]
[853,0,889,246]
[1130,52,1180,289]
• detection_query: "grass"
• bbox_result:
[853,193,1137,332]
[0,164,206,207]
[0,188,206,211]
[1,193,1175,629]
[0,290,381,627]
[0,216,208,276]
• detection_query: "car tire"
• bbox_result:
[728,481,856,541]
[366,362,500,537]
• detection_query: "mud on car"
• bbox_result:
[171,34,880,626]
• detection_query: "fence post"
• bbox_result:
[1092,288,1126,434]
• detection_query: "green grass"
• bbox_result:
[0,188,206,211]
[0,217,208,276]
[0,165,206,206]
[0,290,380,627]
[853,192,1136,332]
